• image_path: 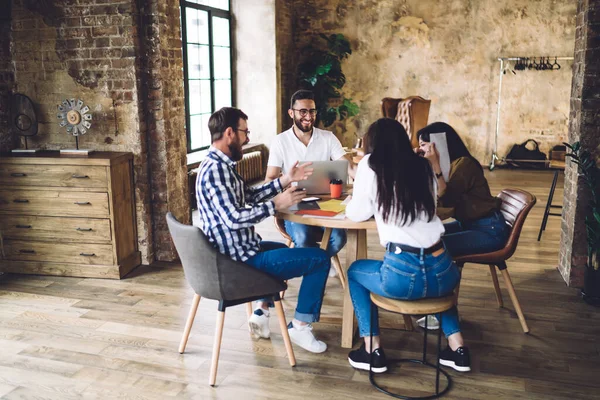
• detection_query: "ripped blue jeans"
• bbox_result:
[347,245,461,338]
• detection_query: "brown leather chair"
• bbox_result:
[381,96,431,149]
[274,218,346,298]
[453,189,537,334]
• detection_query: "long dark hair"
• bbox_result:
[363,118,436,225]
[417,122,482,171]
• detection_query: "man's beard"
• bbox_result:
[294,116,313,133]
[229,137,244,161]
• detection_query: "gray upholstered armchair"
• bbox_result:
[166,212,296,386]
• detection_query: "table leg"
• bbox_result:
[320,228,332,251]
[341,229,368,348]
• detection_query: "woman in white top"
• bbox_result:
[345,118,470,374]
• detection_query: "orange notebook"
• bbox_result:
[295,210,339,217]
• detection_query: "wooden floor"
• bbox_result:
[1,168,599,399]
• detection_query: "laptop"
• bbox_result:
[297,160,348,194]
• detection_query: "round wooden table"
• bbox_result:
[276,207,376,348]
[276,200,454,348]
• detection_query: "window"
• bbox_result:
[181,0,233,152]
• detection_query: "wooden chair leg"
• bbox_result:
[454,264,463,304]
[246,302,253,333]
[209,310,226,386]
[286,239,294,248]
[489,264,504,308]
[274,300,296,366]
[500,269,529,334]
[179,294,201,354]
[280,281,287,300]
[403,314,414,331]
[331,254,347,289]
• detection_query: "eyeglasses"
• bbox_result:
[292,108,318,117]
[237,128,250,136]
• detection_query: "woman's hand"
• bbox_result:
[422,142,441,170]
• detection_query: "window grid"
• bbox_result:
[181,0,233,153]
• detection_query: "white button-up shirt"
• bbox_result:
[267,127,347,173]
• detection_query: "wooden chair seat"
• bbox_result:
[371,293,456,315]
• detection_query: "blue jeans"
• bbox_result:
[347,246,461,338]
[442,210,510,257]
[245,241,330,323]
[284,221,346,257]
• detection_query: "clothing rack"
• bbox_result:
[489,56,574,170]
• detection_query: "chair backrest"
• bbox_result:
[166,213,285,301]
[381,96,431,149]
[497,189,537,259]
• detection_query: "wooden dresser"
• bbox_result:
[0,152,141,279]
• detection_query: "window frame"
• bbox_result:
[180,0,234,153]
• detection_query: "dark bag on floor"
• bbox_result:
[506,139,547,169]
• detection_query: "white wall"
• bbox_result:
[232,0,279,147]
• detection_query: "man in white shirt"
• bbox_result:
[266,90,355,259]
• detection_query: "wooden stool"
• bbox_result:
[369,294,456,399]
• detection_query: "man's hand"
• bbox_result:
[272,186,306,210]
[280,161,313,187]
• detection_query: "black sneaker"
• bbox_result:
[439,346,471,372]
[348,343,388,373]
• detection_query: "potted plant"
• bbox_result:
[565,141,600,305]
[297,33,360,128]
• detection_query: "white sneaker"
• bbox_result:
[248,309,270,339]
[417,315,440,330]
[287,321,327,353]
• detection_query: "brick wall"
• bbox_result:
[0,0,16,152]
[137,0,189,261]
[0,0,189,264]
[559,0,600,287]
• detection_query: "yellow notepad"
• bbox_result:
[317,199,346,213]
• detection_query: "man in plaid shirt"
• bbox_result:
[196,107,331,353]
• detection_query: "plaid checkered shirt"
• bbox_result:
[196,146,283,261]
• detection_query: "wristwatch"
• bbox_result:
[435,172,443,179]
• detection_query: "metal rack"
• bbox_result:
[489,56,574,170]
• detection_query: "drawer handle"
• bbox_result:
[72,174,89,179]
[76,227,93,232]
[13,199,29,203]
[10,173,27,177]
[19,249,35,254]
[74,201,91,206]
[80,252,96,257]
[16,225,32,229]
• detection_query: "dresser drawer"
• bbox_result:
[0,164,108,188]
[0,216,112,243]
[0,190,109,218]
[2,240,114,265]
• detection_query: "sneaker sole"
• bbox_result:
[439,359,471,372]
[248,321,270,340]
[348,358,388,373]
[417,323,440,330]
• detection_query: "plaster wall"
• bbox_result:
[290,0,577,163]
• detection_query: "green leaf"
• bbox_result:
[316,63,332,76]
[342,98,360,116]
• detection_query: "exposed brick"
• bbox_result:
[560,0,600,288]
